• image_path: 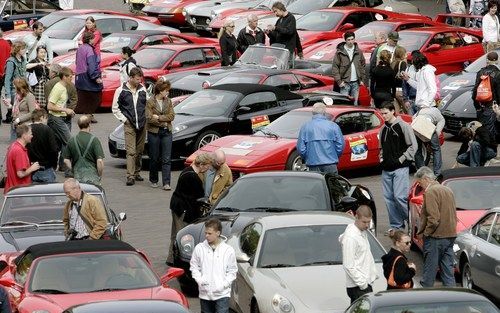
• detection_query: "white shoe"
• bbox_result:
[150,182,159,188]
[163,184,171,190]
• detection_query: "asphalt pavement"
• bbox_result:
[0,1,473,312]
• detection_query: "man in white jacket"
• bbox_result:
[401,53,437,110]
[340,205,378,304]
[190,218,237,313]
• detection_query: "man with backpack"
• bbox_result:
[471,51,500,139]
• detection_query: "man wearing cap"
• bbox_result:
[297,102,345,174]
[377,31,401,63]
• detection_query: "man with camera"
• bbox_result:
[63,178,108,240]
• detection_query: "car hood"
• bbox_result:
[145,0,188,10]
[53,52,120,70]
[456,210,486,233]
[440,71,476,98]
[0,227,64,252]
[191,0,259,15]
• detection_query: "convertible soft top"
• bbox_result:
[16,240,136,262]
[209,83,303,101]
[439,167,500,182]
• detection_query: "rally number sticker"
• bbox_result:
[349,136,368,161]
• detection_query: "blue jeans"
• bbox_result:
[309,163,338,174]
[32,167,56,183]
[148,128,172,185]
[415,132,442,176]
[421,236,456,287]
[200,297,230,313]
[382,167,409,229]
[340,81,360,106]
[456,141,497,167]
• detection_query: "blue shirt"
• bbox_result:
[296,114,345,166]
[204,168,215,198]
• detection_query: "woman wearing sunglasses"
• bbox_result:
[381,229,416,289]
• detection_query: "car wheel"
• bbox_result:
[251,300,260,313]
[285,150,307,171]
[195,130,221,150]
[461,261,474,290]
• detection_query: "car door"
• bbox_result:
[334,111,370,169]
[263,74,301,91]
[234,223,263,313]
[423,31,467,74]
[360,111,383,166]
[167,48,207,73]
[231,91,281,134]
[469,213,497,291]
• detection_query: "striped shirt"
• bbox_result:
[69,201,89,239]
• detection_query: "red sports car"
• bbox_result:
[100,43,222,108]
[408,167,500,251]
[0,240,188,313]
[185,106,413,174]
[142,0,206,27]
[53,30,217,71]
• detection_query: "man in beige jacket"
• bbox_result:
[202,150,233,205]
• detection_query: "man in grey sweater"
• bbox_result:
[414,105,445,176]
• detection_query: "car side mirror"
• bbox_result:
[236,253,250,263]
[169,61,182,69]
[160,267,185,284]
[339,23,354,32]
[425,43,441,52]
[118,212,127,221]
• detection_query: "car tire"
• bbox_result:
[285,150,307,171]
[195,130,221,150]
[251,300,260,313]
[461,260,474,290]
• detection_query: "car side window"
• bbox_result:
[343,12,375,29]
[203,48,221,63]
[122,19,139,31]
[296,74,321,89]
[429,32,464,50]
[459,32,481,45]
[238,92,278,114]
[172,49,205,67]
[474,213,495,241]
[488,214,500,246]
[398,23,427,31]
[96,19,124,36]
[143,35,170,46]
[240,223,262,259]
[264,74,300,91]
[361,112,381,130]
[14,253,34,285]
[335,112,364,135]
[346,298,371,313]
[167,34,189,44]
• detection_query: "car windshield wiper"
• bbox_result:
[38,219,64,224]
[259,128,279,139]
[91,288,128,292]
[260,263,295,268]
[176,112,193,116]
[300,260,341,266]
[296,28,308,31]
[32,289,68,294]
[245,207,294,212]
[0,221,39,227]
[215,207,240,212]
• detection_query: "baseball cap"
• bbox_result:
[388,31,399,41]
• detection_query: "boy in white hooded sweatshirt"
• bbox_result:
[402,53,437,110]
[190,218,237,313]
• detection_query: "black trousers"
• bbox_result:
[346,284,372,304]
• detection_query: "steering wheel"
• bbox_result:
[104,273,136,288]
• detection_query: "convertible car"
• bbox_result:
[0,241,188,312]
[454,207,500,302]
[409,167,500,251]
[228,213,386,313]
[0,183,126,252]
[173,171,377,293]
[185,105,413,176]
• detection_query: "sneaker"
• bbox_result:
[126,178,135,186]
[134,175,144,181]
[150,182,159,188]
[163,184,171,190]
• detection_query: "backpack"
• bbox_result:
[475,74,493,102]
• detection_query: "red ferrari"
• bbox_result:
[53,30,217,72]
[185,106,413,175]
[142,0,206,27]
[0,240,188,313]
[100,43,222,108]
[408,167,500,251]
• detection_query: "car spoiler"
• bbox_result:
[434,13,483,25]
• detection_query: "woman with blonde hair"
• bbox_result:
[3,40,27,124]
[10,78,37,141]
[392,46,408,113]
[218,20,238,66]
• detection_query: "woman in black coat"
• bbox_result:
[219,21,238,66]
[371,49,396,109]
[381,230,416,289]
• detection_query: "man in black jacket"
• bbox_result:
[471,51,500,139]
[457,121,498,167]
[266,2,297,65]
[236,14,265,54]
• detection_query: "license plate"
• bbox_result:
[117,142,125,150]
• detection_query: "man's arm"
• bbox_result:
[342,236,368,289]
[296,128,307,160]
[67,83,78,110]
[97,158,104,177]
[112,87,127,123]
[88,196,108,240]
[423,188,441,236]
[334,124,345,157]
[223,247,238,288]
[399,122,418,164]
[189,245,204,285]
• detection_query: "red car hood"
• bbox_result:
[456,210,485,233]
[3,30,31,42]
[53,52,121,71]
[147,0,191,9]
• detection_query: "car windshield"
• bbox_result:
[29,252,159,293]
[134,48,175,69]
[374,301,498,313]
[214,176,330,212]
[44,17,85,40]
[237,46,289,69]
[100,34,141,53]
[288,0,333,15]
[296,11,343,31]
[174,89,239,117]
[354,23,393,42]
[445,177,500,210]
[464,49,500,73]
[38,12,69,28]
[398,32,430,52]
[255,110,312,139]
[215,74,262,85]
[257,225,385,268]
[0,194,105,226]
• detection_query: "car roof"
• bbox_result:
[400,26,469,34]
[253,212,355,229]
[6,183,103,197]
[239,170,326,180]
[208,83,303,100]
[226,69,294,75]
[143,43,215,50]
[70,13,142,20]
[108,30,173,36]
[17,240,136,261]
[439,167,500,182]
[365,288,494,307]
[294,105,375,113]
[66,300,188,313]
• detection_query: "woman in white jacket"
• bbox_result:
[482,1,500,53]
[401,53,437,111]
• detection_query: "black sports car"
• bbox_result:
[108,84,351,160]
[0,183,126,252]
[172,171,377,293]
[0,0,60,31]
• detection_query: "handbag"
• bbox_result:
[387,255,412,289]
[27,71,38,86]
[411,112,436,142]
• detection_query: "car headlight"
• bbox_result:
[172,124,187,134]
[272,294,294,313]
[180,234,195,255]
[440,93,452,107]
[182,8,187,16]
[211,10,218,19]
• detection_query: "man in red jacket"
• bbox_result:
[0,30,12,125]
